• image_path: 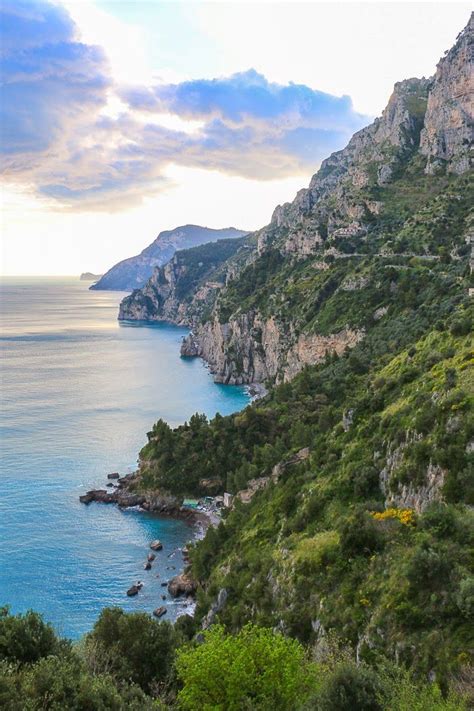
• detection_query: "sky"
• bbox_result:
[0,1,471,276]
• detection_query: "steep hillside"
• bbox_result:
[120,17,472,387]
[91,225,247,291]
[121,16,474,681]
[119,235,254,323]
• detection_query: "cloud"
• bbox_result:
[121,69,364,131]
[0,0,111,158]
[0,2,369,210]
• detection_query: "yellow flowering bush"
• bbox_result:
[372,508,416,526]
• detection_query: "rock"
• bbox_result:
[150,540,163,551]
[153,606,167,618]
[144,561,152,570]
[79,488,146,507]
[161,582,168,587]
[342,409,354,432]
[127,585,140,597]
[147,553,156,562]
[167,572,198,598]
[420,15,473,175]
[202,588,228,630]
[107,472,120,480]
[79,489,108,505]
[161,595,167,600]
[106,482,115,488]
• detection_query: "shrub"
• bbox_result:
[0,607,66,665]
[175,624,317,710]
[307,661,383,711]
[86,608,177,692]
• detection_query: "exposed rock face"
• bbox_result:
[263,77,432,248]
[167,572,198,597]
[420,14,473,174]
[92,225,247,291]
[182,314,363,384]
[119,235,249,323]
[379,436,446,513]
[202,588,228,629]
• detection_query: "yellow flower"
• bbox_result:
[372,508,416,526]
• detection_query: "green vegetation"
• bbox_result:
[1,609,470,709]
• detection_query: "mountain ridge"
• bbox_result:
[120,16,472,387]
[91,224,248,291]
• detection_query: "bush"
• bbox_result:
[86,607,178,692]
[0,607,67,665]
[311,661,383,711]
[175,624,317,710]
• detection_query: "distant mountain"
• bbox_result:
[80,272,103,281]
[90,225,248,291]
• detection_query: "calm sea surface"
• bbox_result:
[0,277,249,638]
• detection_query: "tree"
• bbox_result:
[87,608,177,692]
[0,607,67,665]
[175,624,317,710]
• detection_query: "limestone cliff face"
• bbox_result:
[181,313,363,384]
[119,258,190,323]
[263,77,432,256]
[420,13,473,174]
[119,235,249,324]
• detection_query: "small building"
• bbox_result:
[223,492,234,508]
[182,498,200,509]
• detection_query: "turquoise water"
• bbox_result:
[0,277,249,638]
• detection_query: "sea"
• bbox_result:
[0,276,250,638]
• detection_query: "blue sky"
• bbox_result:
[0,1,470,274]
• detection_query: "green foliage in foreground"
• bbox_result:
[0,609,470,710]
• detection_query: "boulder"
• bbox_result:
[107,472,120,480]
[150,540,163,551]
[167,572,198,598]
[147,553,156,562]
[144,561,152,570]
[153,606,167,618]
[79,489,108,505]
[127,585,140,597]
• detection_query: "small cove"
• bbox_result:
[0,277,250,638]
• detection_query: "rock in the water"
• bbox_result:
[107,472,120,480]
[144,561,152,570]
[127,585,140,597]
[153,606,167,618]
[150,540,163,551]
[147,553,156,562]
[167,572,198,598]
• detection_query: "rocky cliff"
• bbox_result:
[119,17,473,386]
[119,235,251,323]
[92,225,247,291]
[420,13,473,175]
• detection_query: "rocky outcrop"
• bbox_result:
[119,235,249,322]
[167,572,198,597]
[202,588,228,629]
[420,14,473,174]
[379,436,446,513]
[79,474,196,518]
[262,77,432,250]
[93,225,246,291]
[182,313,363,384]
